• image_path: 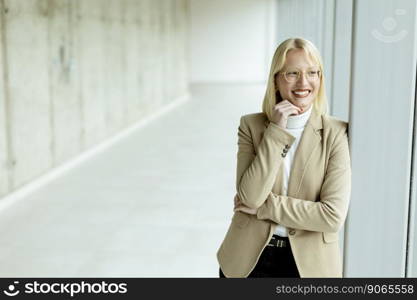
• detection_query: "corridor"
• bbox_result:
[0,84,263,277]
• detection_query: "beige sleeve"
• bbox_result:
[256,127,351,233]
[236,116,295,209]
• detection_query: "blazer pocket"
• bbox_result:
[322,232,339,243]
[232,211,251,229]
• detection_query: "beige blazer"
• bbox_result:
[216,107,351,277]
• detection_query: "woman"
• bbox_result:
[217,38,351,278]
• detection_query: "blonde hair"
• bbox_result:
[262,38,328,120]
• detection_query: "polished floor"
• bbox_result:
[0,84,264,277]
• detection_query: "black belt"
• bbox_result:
[267,235,288,248]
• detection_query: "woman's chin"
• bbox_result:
[292,98,313,110]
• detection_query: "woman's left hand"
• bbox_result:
[233,194,258,215]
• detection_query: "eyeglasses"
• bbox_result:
[279,67,321,83]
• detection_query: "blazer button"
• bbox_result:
[285,144,290,149]
[281,153,286,158]
[283,148,288,153]
[288,230,296,235]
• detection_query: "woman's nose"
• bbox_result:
[297,72,308,84]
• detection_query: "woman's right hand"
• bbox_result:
[270,100,302,129]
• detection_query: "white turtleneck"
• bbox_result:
[274,105,313,237]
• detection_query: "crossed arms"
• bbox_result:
[234,116,351,233]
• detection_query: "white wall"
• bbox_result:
[190,0,277,83]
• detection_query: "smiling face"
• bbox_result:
[275,48,321,112]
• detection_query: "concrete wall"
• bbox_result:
[0,0,189,198]
[189,0,277,83]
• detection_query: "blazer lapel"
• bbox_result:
[263,118,286,195]
[262,108,323,197]
[287,108,323,197]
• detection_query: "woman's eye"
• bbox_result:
[286,71,299,76]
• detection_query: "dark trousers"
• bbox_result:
[219,236,300,278]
